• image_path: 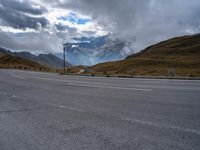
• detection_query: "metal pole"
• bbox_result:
[63,46,66,74]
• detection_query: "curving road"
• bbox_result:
[0,69,200,150]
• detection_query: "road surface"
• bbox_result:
[0,69,200,150]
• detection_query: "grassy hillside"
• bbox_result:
[127,33,200,61]
[0,53,53,72]
[80,34,200,77]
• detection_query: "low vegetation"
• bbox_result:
[68,34,200,77]
[0,53,54,72]
[1,33,200,78]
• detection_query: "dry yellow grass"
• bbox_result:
[0,53,54,72]
[71,34,200,77]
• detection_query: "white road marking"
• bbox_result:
[12,75,25,79]
[46,103,85,112]
[28,76,109,85]
[123,118,200,136]
[46,102,200,135]
[66,107,86,112]
[47,103,66,108]
[68,83,152,92]
[27,76,200,91]
[27,76,152,91]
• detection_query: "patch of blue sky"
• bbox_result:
[58,12,90,25]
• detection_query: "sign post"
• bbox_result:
[63,46,66,75]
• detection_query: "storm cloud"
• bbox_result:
[0,29,62,54]
[0,0,200,56]
[55,0,200,51]
[0,0,48,29]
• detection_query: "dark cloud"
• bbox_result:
[0,30,62,54]
[0,0,49,29]
[0,0,47,15]
[54,0,200,51]
[0,0,200,57]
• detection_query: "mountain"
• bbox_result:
[75,33,200,77]
[63,35,126,66]
[37,54,72,68]
[0,47,72,70]
[127,33,200,61]
[0,47,51,71]
[12,51,72,69]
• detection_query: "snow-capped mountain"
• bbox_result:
[63,35,128,66]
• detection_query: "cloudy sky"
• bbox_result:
[0,0,200,55]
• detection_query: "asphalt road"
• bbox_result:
[0,69,200,150]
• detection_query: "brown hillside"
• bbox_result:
[88,34,200,77]
[127,33,200,61]
[0,53,53,72]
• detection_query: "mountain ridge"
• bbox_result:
[63,35,127,66]
[0,48,72,69]
[69,33,200,77]
[0,47,52,72]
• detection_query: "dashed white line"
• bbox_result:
[46,103,85,112]
[26,76,152,91]
[68,83,152,92]
[11,95,17,98]
[123,118,200,136]
[47,103,66,108]
[66,107,86,112]
[12,75,25,79]
[46,102,200,135]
